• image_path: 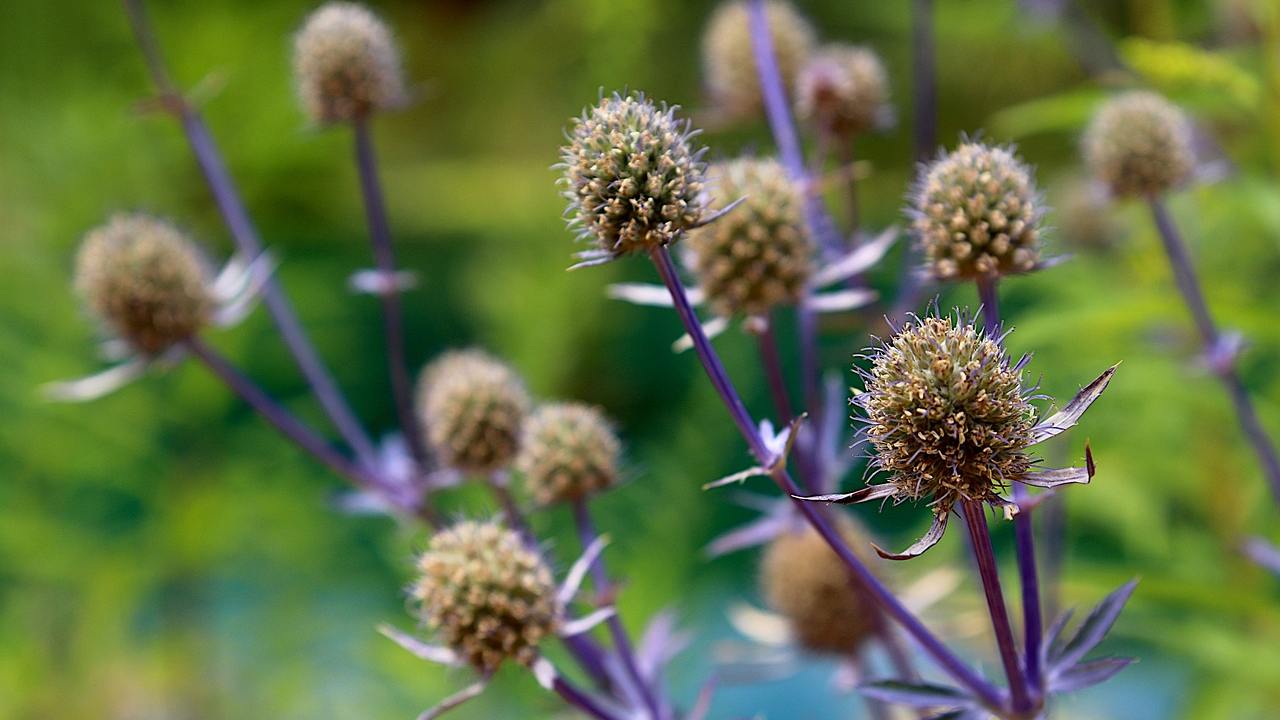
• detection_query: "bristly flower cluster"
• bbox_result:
[517,402,621,506]
[412,520,558,672]
[1083,90,1193,198]
[293,1,406,125]
[702,0,815,120]
[795,44,892,140]
[558,92,707,260]
[909,142,1043,281]
[416,350,530,474]
[684,157,813,318]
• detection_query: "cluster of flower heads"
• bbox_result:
[293,1,406,125]
[1084,90,1194,198]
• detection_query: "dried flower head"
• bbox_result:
[559,92,706,259]
[909,142,1043,281]
[417,350,530,473]
[684,157,812,317]
[1083,91,1193,198]
[795,44,891,139]
[702,0,815,120]
[412,520,558,672]
[293,2,406,125]
[760,519,876,655]
[74,213,212,355]
[517,403,621,506]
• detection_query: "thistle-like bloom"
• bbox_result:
[558,92,707,264]
[683,158,813,318]
[1083,91,1194,198]
[416,350,530,474]
[517,403,621,506]
[797,313,1116,560]
[795,44,892,139]
[293,2,406,125]
[702,0,815,120]
[909,142,1044,281]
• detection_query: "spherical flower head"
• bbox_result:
[417,350,530,474]
[795,44,891,139]
[1083,91,1193,198]
[909,142,1043,281]
[858,314,1035,510]
[413,520,558,672]
[684,157,812,317]
[74,213,212,355]
[702,0,815,120]
[760,518,876,655]
[293,2,406,125]
[517,403,621,506]
[560,92,706,257]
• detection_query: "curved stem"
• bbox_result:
[650,247,1004,712]
[352,115,428,467]
[552,675,621,720]
[572,501,662,720]
[122,0,378,472]
[1149,198,1280,503]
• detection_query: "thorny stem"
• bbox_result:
[978,276,1044,696]
[1149,198,1280,503]
[650,246,1005,712]
[352,115,429,467]
[121,0,379,472]
[960,500,1032,716]
[552,675,622,720]
[573,501,663,720]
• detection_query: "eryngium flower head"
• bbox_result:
[858,314,1035,510]
[74,214,212,355]
[517,403,621,506]
[1083,91,1193,198]
[702,0,815,120]
[413,520,558,672]
[417,350,530,473]
[795,44,891,138]
[684,157,812,317]
[559,92,706,257]
[760,519,876,655]
[909,142,1043,281]
[293,2,406,125]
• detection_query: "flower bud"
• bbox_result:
[760,519,876,655]
[74,213,212,355]
[1083,91,1193,198]
[795,44,891,139]
[859,314,1034,509]
[909,142,1043,281]
[684,157,812,317]
[517,403,621,506]
[293,2,406,125]
[413,520,558,672]
[560,92,706,257]
[417,350,530,473]
[702,0,815,120]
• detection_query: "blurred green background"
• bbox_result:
[2,0,1279,717]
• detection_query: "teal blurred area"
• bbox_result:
[2,0,1279,717]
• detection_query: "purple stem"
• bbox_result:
[960,500,1032,715]
[977,276,1043,695]
[351,115,429,467]
[488,471,537,549]
[649,247,1005,712]
[911,0,938,163]
[756,319,794,424]
[552,675,622,720]
[121,0,378,472]
[1149,198,1280,503]
[572,501,662,720]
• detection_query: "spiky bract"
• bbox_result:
[683,158,812,317]
[909,142,1043,281]
[74,213,212,355]
[795,44,891,138]
[417,350,530,473]
[559,93,706,257]
[857,315,1035,510]
[760,519,876,655]
[413,520,558,672]
[702,0,815,120]
[1083,91,1194,198]
[516,403,621,506]
[293,2,405,125]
